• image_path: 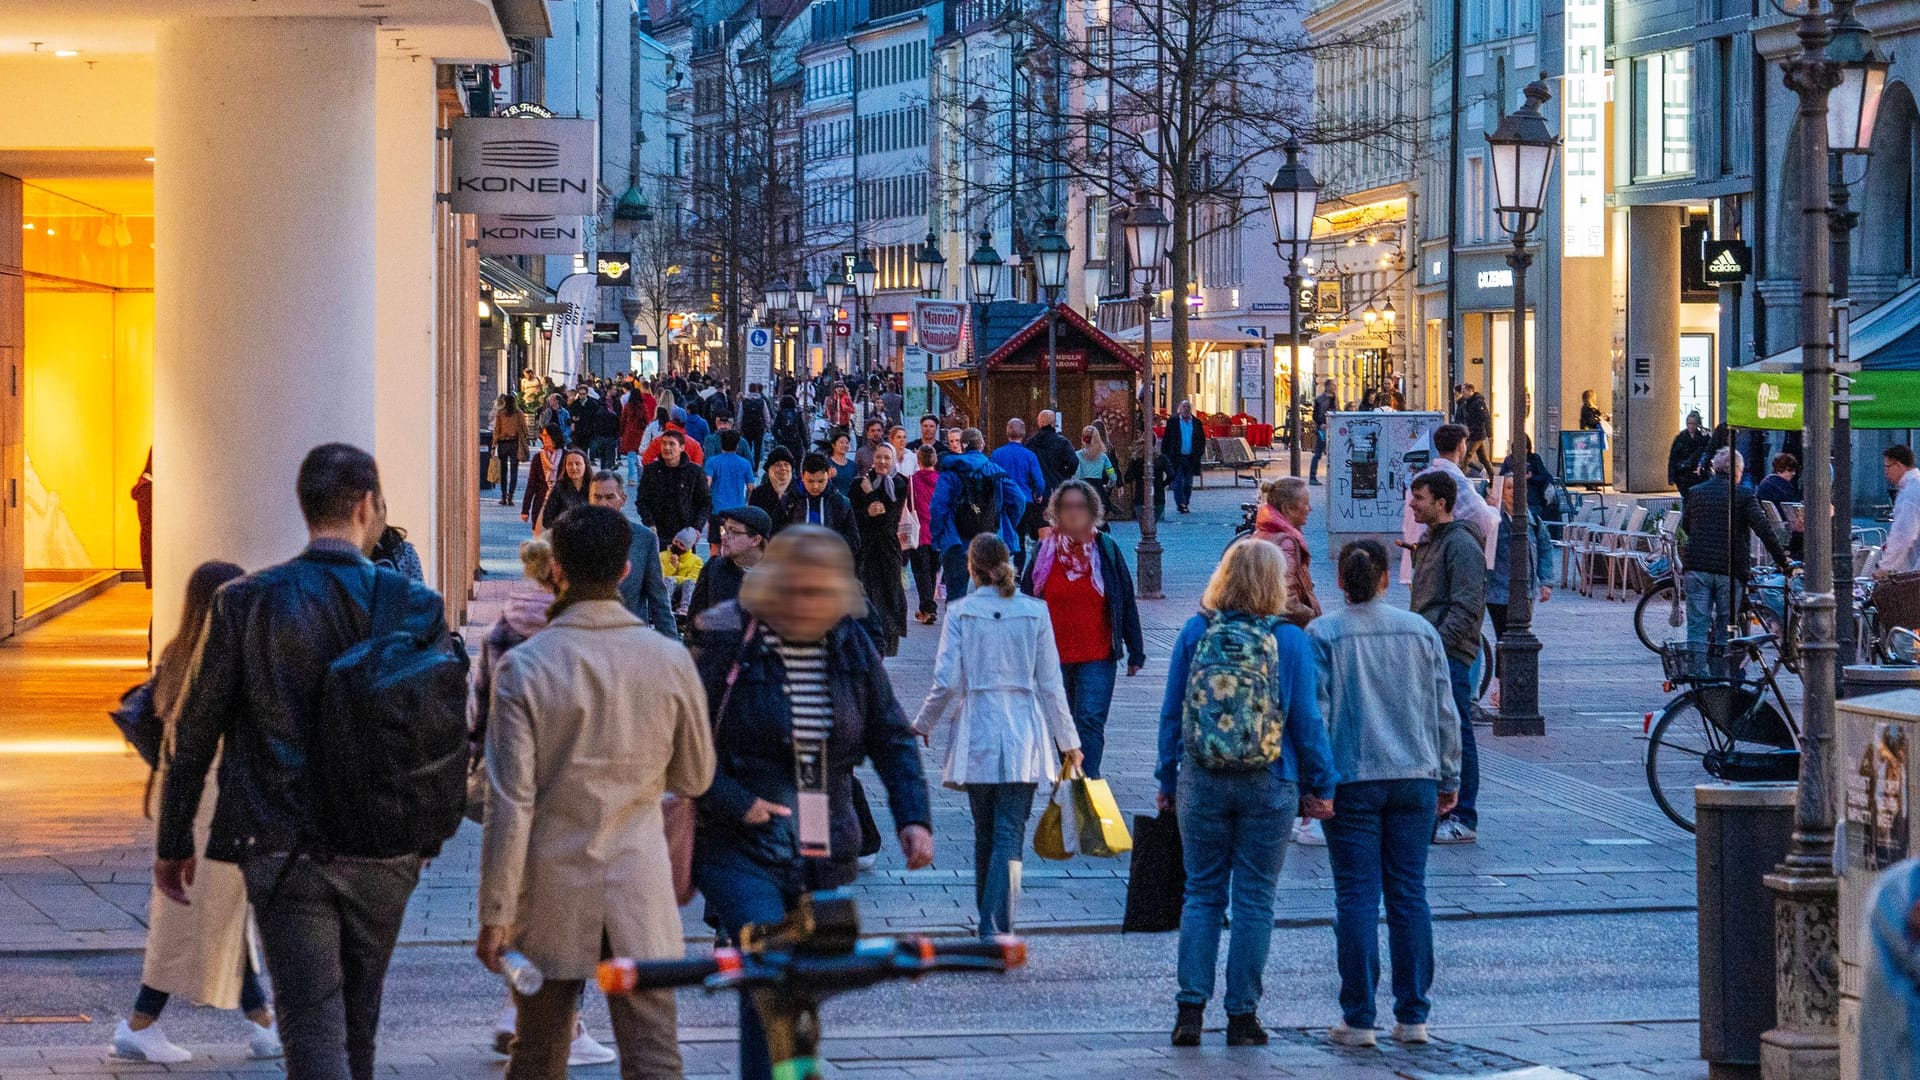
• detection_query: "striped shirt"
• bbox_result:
[776,638,833,740]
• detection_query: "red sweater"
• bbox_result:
[1042,568,1113,664]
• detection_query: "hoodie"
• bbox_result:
[469,584,554,741]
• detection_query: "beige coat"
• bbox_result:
[479,600,715,979]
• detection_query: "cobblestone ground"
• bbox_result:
[0,472,1716,1076]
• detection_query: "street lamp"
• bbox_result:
[1032,214,1072,416]
[967,227,1003,303]
[1266,135,1319,479]
[1763,2,1889,1074]
[763,277,790,375]
[916,231,947,299]
[1124,191,1172,599]
[851,251,878,377]
[822,270,846,380]
[1485,77,1558,741]
[792,273,815,375]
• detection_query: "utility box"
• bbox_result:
[1696,782,1797,1075]
[1834,688,1920,1080]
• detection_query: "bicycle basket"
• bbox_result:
[1660,641,1746,684]
[1871,570,1920,638]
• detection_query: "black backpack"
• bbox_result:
[308,570,471,858]
[952,465,1002,543]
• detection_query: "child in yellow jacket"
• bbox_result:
[661,527,704,613]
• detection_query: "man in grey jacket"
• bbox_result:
[588,471,679,640]
[1406,470,1486,845]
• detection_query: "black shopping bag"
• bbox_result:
[1123,811,1186,933]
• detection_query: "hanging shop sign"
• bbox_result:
[477,214,584,256]
[1701,241,1752,284]
[1476,269,1514,290]
[497,102,556,119]
[914,300,968,355]
[591,321,623,344]
[1315,279,1343,314]
[596,253,634,287]
[450,117,597,215]
[1562,0,1606,257]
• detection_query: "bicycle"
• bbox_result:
[1634,563,1801,672]
[597,891,1022,1080]
[1643,635,1803,833]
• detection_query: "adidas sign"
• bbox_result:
[1706,250,1743,275]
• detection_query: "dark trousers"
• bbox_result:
[135,959,268,1018]
[241,853,420,1080]
[1170,462,1197,510]
[1446,659,1480,829]
[1309,425,1327,482]
[507,933,680,1080]
[966,783,1037,937]
[910,545,940,615]
[941,544,971,602]
[590,435,619,470]
[494,441,522,502]
[1324,779,1440,1028]
[1059,659,1118,779]
[1487,603,1508,684]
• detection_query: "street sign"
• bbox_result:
[1702,241,1752,284]
[745,326,773,387]
[903,345,930,418]
[1630,355,1653,399]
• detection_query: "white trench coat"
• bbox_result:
[911,590,1080,789]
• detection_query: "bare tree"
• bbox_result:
[938,0,1426,399]
[629,212,687,361]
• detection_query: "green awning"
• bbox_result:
[1727,369,1920,430]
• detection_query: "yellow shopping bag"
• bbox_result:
[1072,772,1133,858]
[1033,770,1079,861]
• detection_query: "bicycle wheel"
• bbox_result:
[1635,578,1685,654]
[1646,687,1750,833]
[1478,633,1495,700]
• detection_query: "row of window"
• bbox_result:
[806,119,851,162]
[806,57,851,100]
[859,173,929,221]
[1429,0,1539,58]
[860,40,927,90]
[860,106,927,156]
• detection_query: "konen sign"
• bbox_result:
[477,214,585,256]
[450,117,597,215]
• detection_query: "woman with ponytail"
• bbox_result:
[912,534,1083,939]
[1306,539,1462,1049]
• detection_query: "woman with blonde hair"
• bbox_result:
[117,560,278,1064]
[1155,539,1337,1048]
[914,534,1083,939]
[689,525,932,1080]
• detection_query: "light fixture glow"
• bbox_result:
[54,49,78,58]
[144,156,156,163]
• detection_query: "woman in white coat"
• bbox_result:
[912,534,1083,938]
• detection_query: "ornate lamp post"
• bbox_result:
[791,272,815,376]
[820,270,846,380]
[763,276,790,375]
[1032,214,1072,416]
[1266,137,1319,479]
[967,228,1003,434]
[917,231,947,299]
[1124,191,1171,599]
[1761,2,1888,1075]
[851,251,878,378]
[1485,78,1558,740]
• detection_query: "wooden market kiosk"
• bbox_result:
[929,300,1145,472]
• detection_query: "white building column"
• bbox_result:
[152,18,376,641]
[374,53,441,585]
[1625,205,1683,493]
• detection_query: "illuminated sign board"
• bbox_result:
[1477,269,1514,289]
[1562,0,1606,257]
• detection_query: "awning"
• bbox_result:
[480,258,567,315]
[1748,278,1920,371]
[1108,314,1283,346]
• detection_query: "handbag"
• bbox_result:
[1064,765,1132,857]
[662,794,697,906]
[109,678,164,769]
[1123,811,1186,932]
[1034,775,1080,861]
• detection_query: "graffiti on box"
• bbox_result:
[1325,411,1443,533]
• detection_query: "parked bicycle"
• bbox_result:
[598,891,1022,1080]
[1643,635,1802,833]
[1634,562,1802,672]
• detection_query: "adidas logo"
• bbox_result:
[1707,250,1743,275]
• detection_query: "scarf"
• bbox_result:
[1030,533,1105,597]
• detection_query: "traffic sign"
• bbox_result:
[745,326,773,386]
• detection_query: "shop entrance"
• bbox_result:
[1,175,154,635]
[1461,308,1537,458]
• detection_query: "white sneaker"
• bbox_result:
[1391,1022,1429,1044]
[1291,818,1326,847]
[568,1024,618,1067]
[247,1020,283,1060]
[1327,1022,1377,1048]
[111,1020,192,1064]
[1431,818,1478,845]
[856,852,879,872]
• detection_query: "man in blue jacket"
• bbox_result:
[929,427,1028,602]
[990,418,1047,562]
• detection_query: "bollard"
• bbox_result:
[1696,781,1797,1078]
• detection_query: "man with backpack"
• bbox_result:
[155,443,467,1080]
[929,428,1029,602]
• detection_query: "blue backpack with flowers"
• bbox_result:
[1182,612,1288,771]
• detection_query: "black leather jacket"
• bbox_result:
[156,540,451,863]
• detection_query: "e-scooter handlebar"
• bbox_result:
[598,935,1026,996]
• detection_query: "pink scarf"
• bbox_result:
[1031,533,1105,597]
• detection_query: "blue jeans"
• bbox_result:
[694,845,802,1080]
[1683,571,1740,647]
[623,450,641,489]
[1447,658,1479,829]
[1324,779,1440,1028]
[941,544,970,602]
[965,783,1036,938]
[1175,767,1297,1015]
[1170,462,1197,510]
[1059,660,1118,779]
[1309,425,1326,482]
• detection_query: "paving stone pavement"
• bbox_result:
[0,1021,1703,1079]
[0,475,1704,952]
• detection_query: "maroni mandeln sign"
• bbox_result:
[450,117,597,215]
[914,300,967,355]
